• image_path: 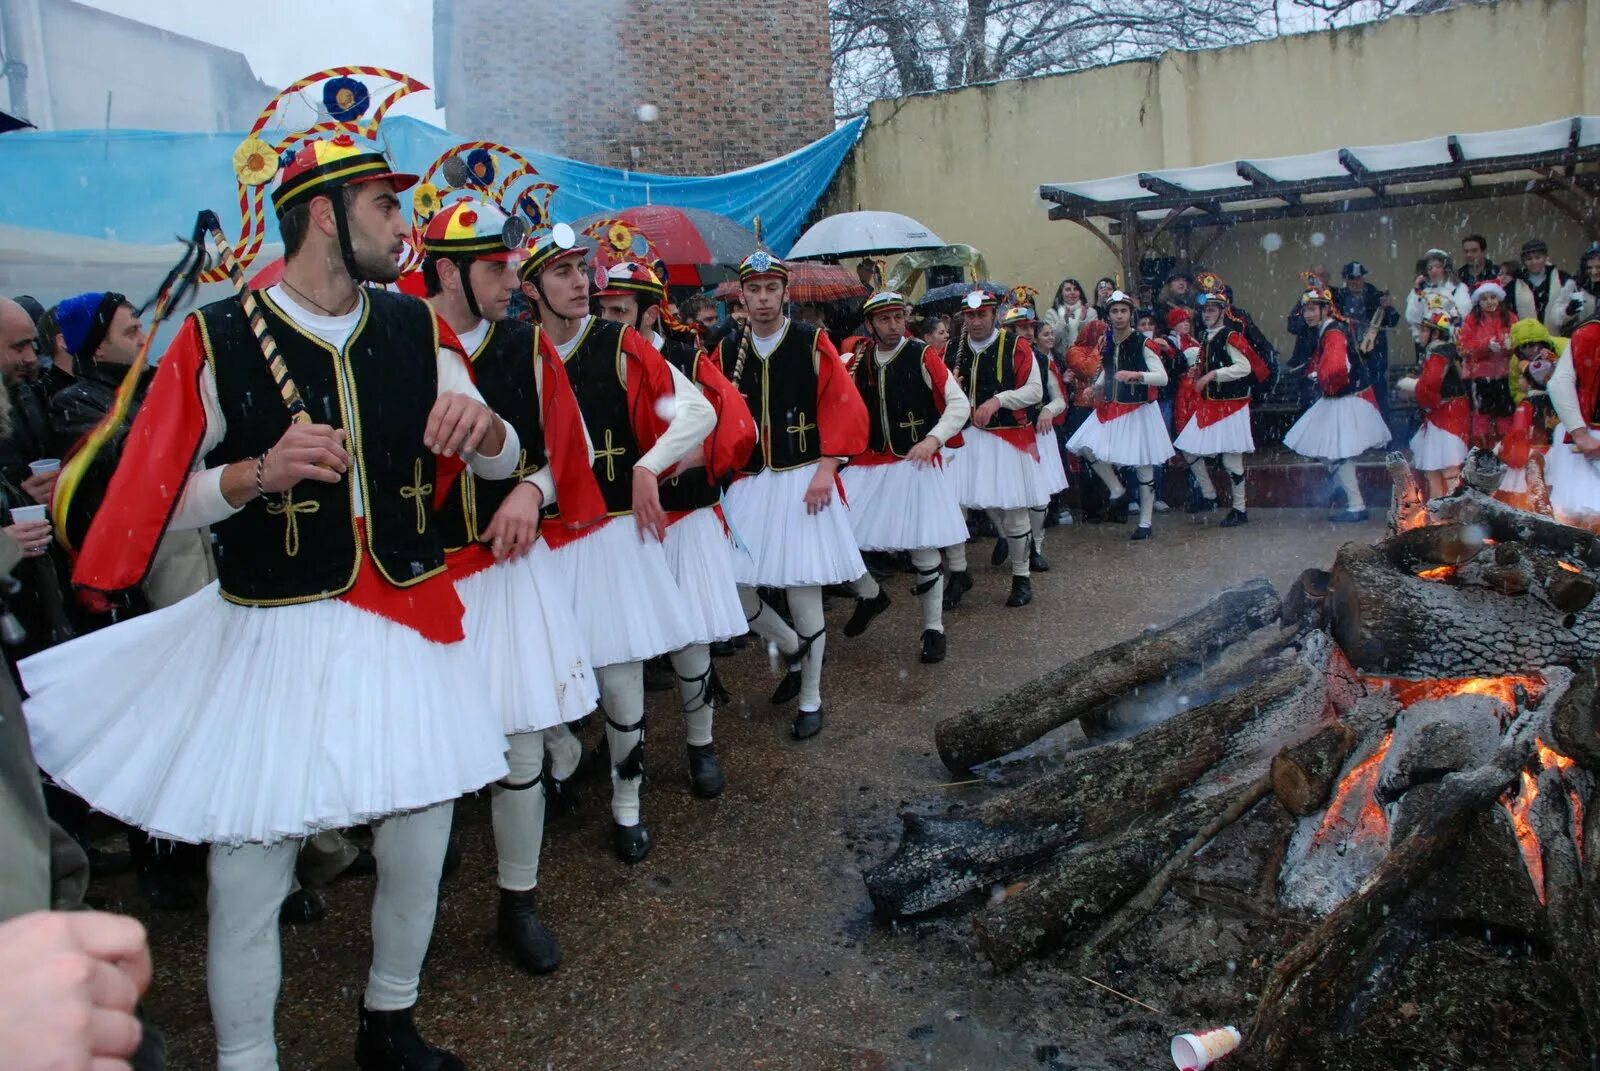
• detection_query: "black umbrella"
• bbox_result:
[0,110,36,134]
[917,280,1009,315]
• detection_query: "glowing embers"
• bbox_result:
[1415,565,1457,581]
[1499,737,1585,904]
[1365,673,1546,714]
[1313,731,1393,849]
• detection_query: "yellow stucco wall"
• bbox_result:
[825,0,1599,331]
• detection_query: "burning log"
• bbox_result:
[1282,568,1331,630]
[1377,521,1484,571]
[865,649,1320,919]
[1239,672,1570,1070]
[1542,772,1600,1052]
[1428,484,1600,567]
[973,779,1272,971]
[1552,659,1600,770]
[933,578,1281,773]
[1328,540,1600,677]
[1271,722,1356,816]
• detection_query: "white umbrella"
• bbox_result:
[785,211,945,261]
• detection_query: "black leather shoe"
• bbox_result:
[497,888,561,975]
[1106,493,1130,523]
[1221,508,1248,528]
[1028,540,1050,573]
[769,666,801,705]
[990,535,1009,566]
[791,708,824,740]
[355,1000,464,1071]
[1330,508,1369,523]
[280,887,325,925]
[543,772,580,820]
[1005,576,1032,607]
[1187,496,1217,515]
[687,743,727,798]
[709,638,740,658]
[920,629,947,664]
[613,822,652,864]
[1130,525,1153,541]
[843,589,891,637]
[942,570,972,610]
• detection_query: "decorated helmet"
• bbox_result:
[738,251,788,284]
[1104,289,1137,311]
[861,291,909,319]
[520,222,585,280]
[420,196,527,262]
[1300,287,1335,307]
[598,261,667,302]
[1001,305,1037,326]
[960,288,999,312]
[1421,310,1454,340]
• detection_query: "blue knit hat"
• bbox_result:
[54,291,126,358]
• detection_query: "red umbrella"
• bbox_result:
[715,262,868,304]
[571,206,759,286]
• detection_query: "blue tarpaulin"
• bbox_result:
[0,115,865,258]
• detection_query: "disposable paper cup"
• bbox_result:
[1171,1026,1242,1070]
[27,459,60,476]
[10,504,48,523]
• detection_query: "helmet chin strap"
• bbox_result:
[328,191,367,285]
[453,257,483,321]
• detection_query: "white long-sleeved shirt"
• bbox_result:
[538,316,715,503]
[1200,327,1254,384]
[1548,348,1587,433]
[873,338,970,445]
[169,286,519,530]
[1040,357,1067,419]
[447,315,557,506]
[964,330,1044,410]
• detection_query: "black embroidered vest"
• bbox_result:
[438,320,547,551]
[1202,330,1253,401]
[656,335,720,513]
[853,340,943,457]
[1102,332,1154,405]
[956,330,1031,426]
[556,318,639,517]
[1430,344,1467,402]
[720,322,823,475]
[197,289,444,606]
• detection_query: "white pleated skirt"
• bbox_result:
[1174,405,1256,457]
[1284,395,1390,462]
[1035,429,1069,495]
[19,583,511,846]
[954,427,1050,510]
[1546,427,1600,520]
[458,544,598,736]
[1409,422,1469,472]
[661,507,748,646]
[723,462,867,588]
[841,459,970,551]
[1065,403,1175,468]
[546,519,699,669]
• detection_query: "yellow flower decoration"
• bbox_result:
[232,136,278,186]
[412,182,441,221]
[608,222,633,253]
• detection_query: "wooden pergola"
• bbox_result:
[1038,116,1600,286]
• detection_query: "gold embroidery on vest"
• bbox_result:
[595,429,626,482]
[786,412,816,452]
[899,411,926,438]
[266,490,319,558]
[399,458,433,535]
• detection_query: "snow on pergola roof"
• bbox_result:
[1038,116,1600,236]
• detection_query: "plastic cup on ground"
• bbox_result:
[1171,1025,1242,1070]
[10,504,48,523]
[27,459,60,476]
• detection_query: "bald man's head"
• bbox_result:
[0,297,40,384]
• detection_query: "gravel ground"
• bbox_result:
[104,507,1391,1069]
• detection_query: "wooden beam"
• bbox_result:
[1571,117,1584,153]
[1338,148,1383,194]
[1446,136,1465,164]
[1190,223,1232,265]
[1236,160,1275,189]
[1070,216,1123,263]
[1535,189,1600,243]
[1120,212,1141,291]
[1138,172,1188,199]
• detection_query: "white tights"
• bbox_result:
[596,661,646,826]
[208,801,454,1069]
[738,584,826,711]
[491,731,545,891]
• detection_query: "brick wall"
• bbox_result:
[442,0,834,176]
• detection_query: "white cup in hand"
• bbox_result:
[27,459,60,477]
[11,505,47,524]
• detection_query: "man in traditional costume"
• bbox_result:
[1283,287,1390,522]
[594,255,755,796]
[22,116,520,1068]
[1173,291,1261,528]
[839,291,969,663]
[419,195,598,974]
[518,225,713,863]
[1065,290,1174,541]
[713,253,868,739]
[941,289,1044,603]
